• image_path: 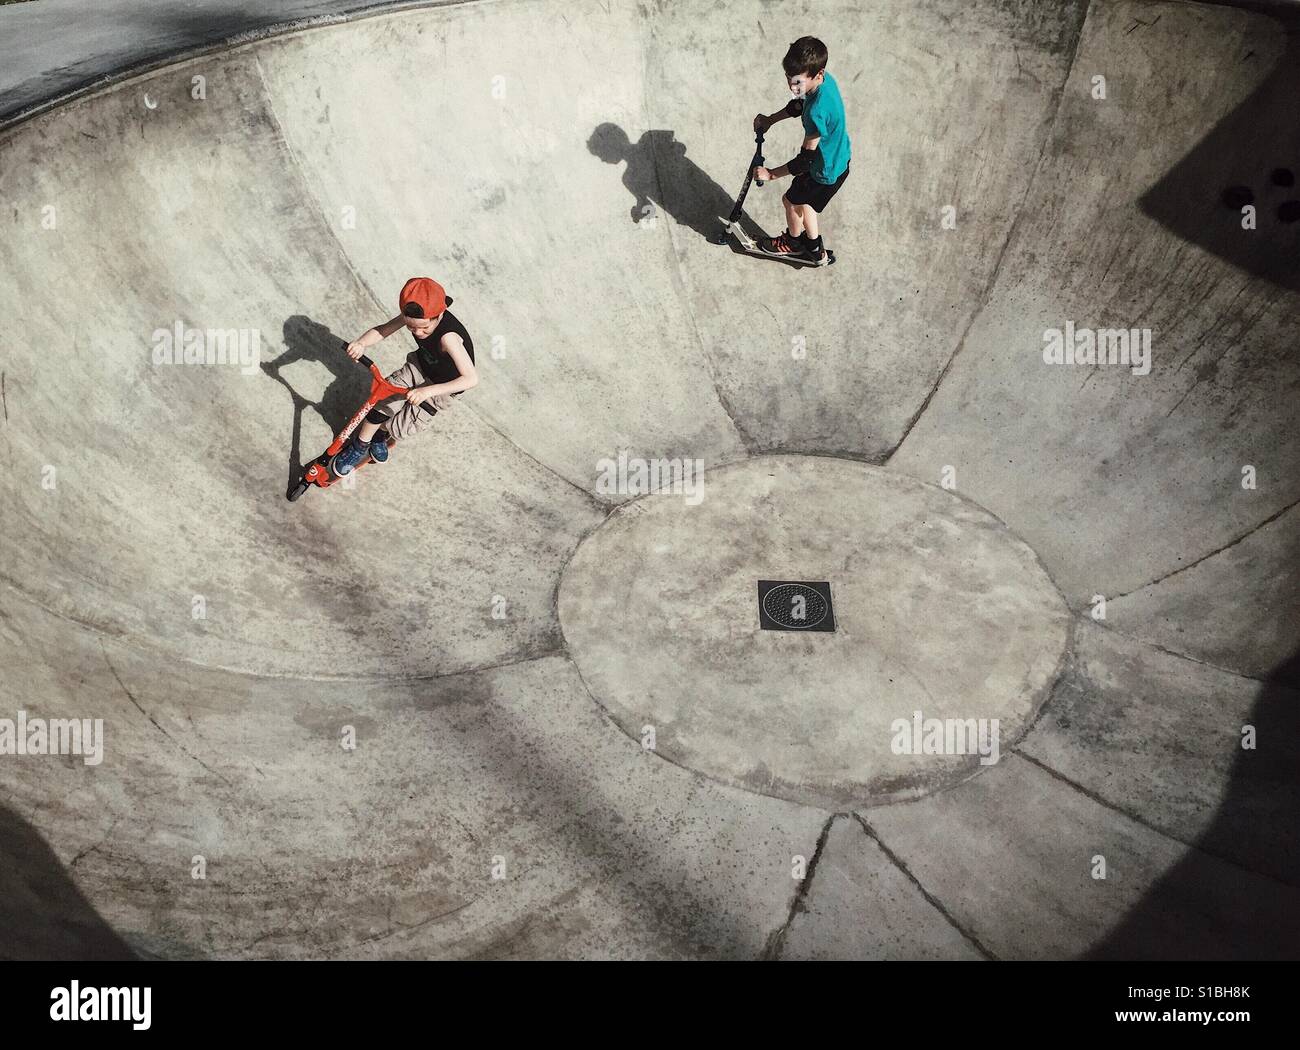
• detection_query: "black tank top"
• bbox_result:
[412,303,475,385]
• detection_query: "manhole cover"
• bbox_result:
[758,580,835,631]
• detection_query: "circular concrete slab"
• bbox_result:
[559,455,1071,807]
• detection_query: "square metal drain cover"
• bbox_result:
[757,580,836,632]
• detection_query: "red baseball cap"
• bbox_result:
[399,277,446,319]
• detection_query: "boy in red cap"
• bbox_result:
[332,277,478,475]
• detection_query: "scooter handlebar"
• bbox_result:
[340,341,375,369]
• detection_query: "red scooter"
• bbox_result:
[286,349,408,501]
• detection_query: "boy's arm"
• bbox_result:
[753,97,805,133]
[406,334,479,403]
[345,314,405,359]
[759,133,820,181]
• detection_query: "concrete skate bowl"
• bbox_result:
[1,0,1298,960]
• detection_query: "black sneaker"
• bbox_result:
[759,230,819,263]
[801,235,828,265]
[759,230,800,255]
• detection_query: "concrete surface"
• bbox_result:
[0,0,445,125]
[779,816,987,960]
[560,456,1071,807]
[0,0,1297,959]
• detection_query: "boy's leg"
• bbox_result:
[368,357,433,443]
[346,358,422,445]
[367,357,453,443]
[759,193,806,254]
[762,194,822,259]
[782,194,806,238]
[802,166,849,246]
[761,172,839,259]
[791,167,850,261]
[800,205,819,241]
[333,357,430,473]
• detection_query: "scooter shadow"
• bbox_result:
[262,316,370,496]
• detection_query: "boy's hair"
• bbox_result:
[783,37,828,79]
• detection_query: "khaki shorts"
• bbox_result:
[373,354,456,442]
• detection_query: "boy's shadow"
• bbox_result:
[0,803,137,959]
[589,123,768,244]
[262,316,370,493]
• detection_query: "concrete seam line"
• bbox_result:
[641,69,759,455]
[1015,611,1080,744]
[99,640,234,786]
[1088,616,1279,685]
[249,50,387,319]
[1011,748,1300,890]
[849,811,998,960]
[883,0,1094,464]
[761,812,838,960]
[1109,492,1300,601]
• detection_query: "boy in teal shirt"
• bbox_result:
[753,36,851,265]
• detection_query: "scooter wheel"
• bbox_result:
[287,479,311,502]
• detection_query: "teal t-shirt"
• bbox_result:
[801,71,850,184]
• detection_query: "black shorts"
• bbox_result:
[785,165,849,213]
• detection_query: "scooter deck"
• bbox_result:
[728,240,836,267]
[286,442,398,501]
[718,223,836,268]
